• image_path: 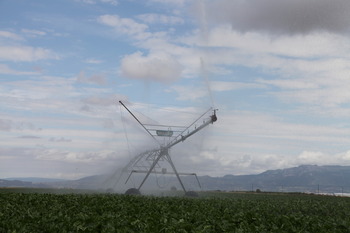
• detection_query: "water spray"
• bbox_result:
[111,100,217,196]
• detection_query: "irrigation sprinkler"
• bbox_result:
[116,101,217,195]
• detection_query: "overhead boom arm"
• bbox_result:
[119,100,159,144]
[119,100,217,150]
[166,109,217,149]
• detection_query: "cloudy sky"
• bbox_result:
[1,0,350,179]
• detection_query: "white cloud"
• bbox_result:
[100,0,118,5]
[0,75,107,130]
[35,148,118,163]
[76,0,95,4]
[294,150,350,166]
[81,94,125,106]
[120,51,182,83]
[0,119,39,132]
[218,110,350,145]
[0,64,39,75]
[169,81,264,102]
[77,71,107,85]
[84,58,104,64]
[204,0,350,35]
[98,14,149,40]
[18,135,41,139]
[0,119,12,131]
[21,29,46,37]
[188,109,350,175]
[210,81,265,92]
[267,85,350,108]
[0,146,125,179]
[194,26,350,59]
[258,79,319,90]
[0,31,23,40]
[0,46,58,62]
[297,151,327,165]
[250,56,350,108]
[137,14,184,25]
[75,0,118,5]
[182,25,350,110]
[49,137,72,142]
[170,85,208,101]
[149,0,185,7]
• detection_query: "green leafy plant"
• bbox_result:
[0,190,349,232]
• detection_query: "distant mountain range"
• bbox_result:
[4,177,67,183]
[0,179,47,188]
[199,165,350,193]
[2,165,350,194]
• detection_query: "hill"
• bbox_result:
[199,165,350,193]
[2,165,350,193]
[0,179,48,188]
[4,177,67,183]
[49,165,350,193]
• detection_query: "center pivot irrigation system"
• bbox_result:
[116,101,217,195]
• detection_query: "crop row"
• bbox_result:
[1,191,350,232]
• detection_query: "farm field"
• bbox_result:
[1,189,350,232]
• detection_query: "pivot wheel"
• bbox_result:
[185,191,199,197]
[125,188,141,195]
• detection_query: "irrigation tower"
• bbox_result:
[113,101,217,195]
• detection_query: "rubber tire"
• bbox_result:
[185,191,199,197]
[125,188,141,195]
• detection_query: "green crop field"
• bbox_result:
[1,189,350,232]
